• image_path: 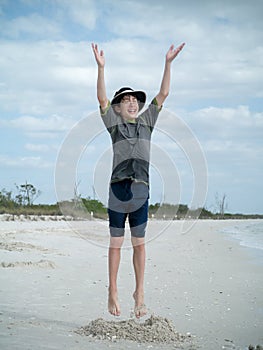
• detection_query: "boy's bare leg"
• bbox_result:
[131,237,147,318]
[108,236,124,316]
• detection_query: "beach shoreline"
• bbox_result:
[0,219,262,349]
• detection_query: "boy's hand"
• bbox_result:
[92,43,105,68]
[166,43,185,63]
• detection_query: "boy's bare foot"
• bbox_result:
[133,291,147,318]
[108,289,121,316]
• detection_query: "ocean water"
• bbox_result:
[220,220,263,253]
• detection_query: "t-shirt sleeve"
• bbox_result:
[100,101,118,134]
[140,98,162,131]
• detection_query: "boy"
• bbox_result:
[92,41,185,318]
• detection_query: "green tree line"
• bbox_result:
[1,183,262,220]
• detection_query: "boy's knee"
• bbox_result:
[109,236,124,249]
[131,237,145,248]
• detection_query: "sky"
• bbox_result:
[0,0,263,214]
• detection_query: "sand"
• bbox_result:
[75,315,192,344]
[0,216,263,349]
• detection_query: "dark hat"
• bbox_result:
[111,87,146,111]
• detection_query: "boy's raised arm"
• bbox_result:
[91,43,109,110]
[155,42,185,108]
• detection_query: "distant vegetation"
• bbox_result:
[1,183,262,220]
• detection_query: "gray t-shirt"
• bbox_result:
[100,98,161,185]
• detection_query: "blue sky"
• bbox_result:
[0,0,262,214]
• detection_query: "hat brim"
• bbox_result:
[111,90,146,111]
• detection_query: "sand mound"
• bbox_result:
[76,315,192,344]
[1,259,56,268]
[0,241,49,252]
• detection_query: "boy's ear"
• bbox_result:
[114,105,121,114]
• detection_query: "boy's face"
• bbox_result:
[115,94,139,120]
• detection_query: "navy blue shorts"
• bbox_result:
[108,179,149,238]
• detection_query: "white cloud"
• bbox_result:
[95,0,263,105]
[1,0,98,39]
[7,115,75,132]
[1,13,61,39]
[0,154,52,168]
[188,105,263,136]
[53,66,94,86]
[0,40,96,115]
[1,2,262,116]
[55,0,98,29]
[25,143,51,152]
[103,0,263,46]
[0,114,77,140]
[202,139,263,160]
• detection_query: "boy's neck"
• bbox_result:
[122,116,137,123]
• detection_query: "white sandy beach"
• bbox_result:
[0,217,262,349]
